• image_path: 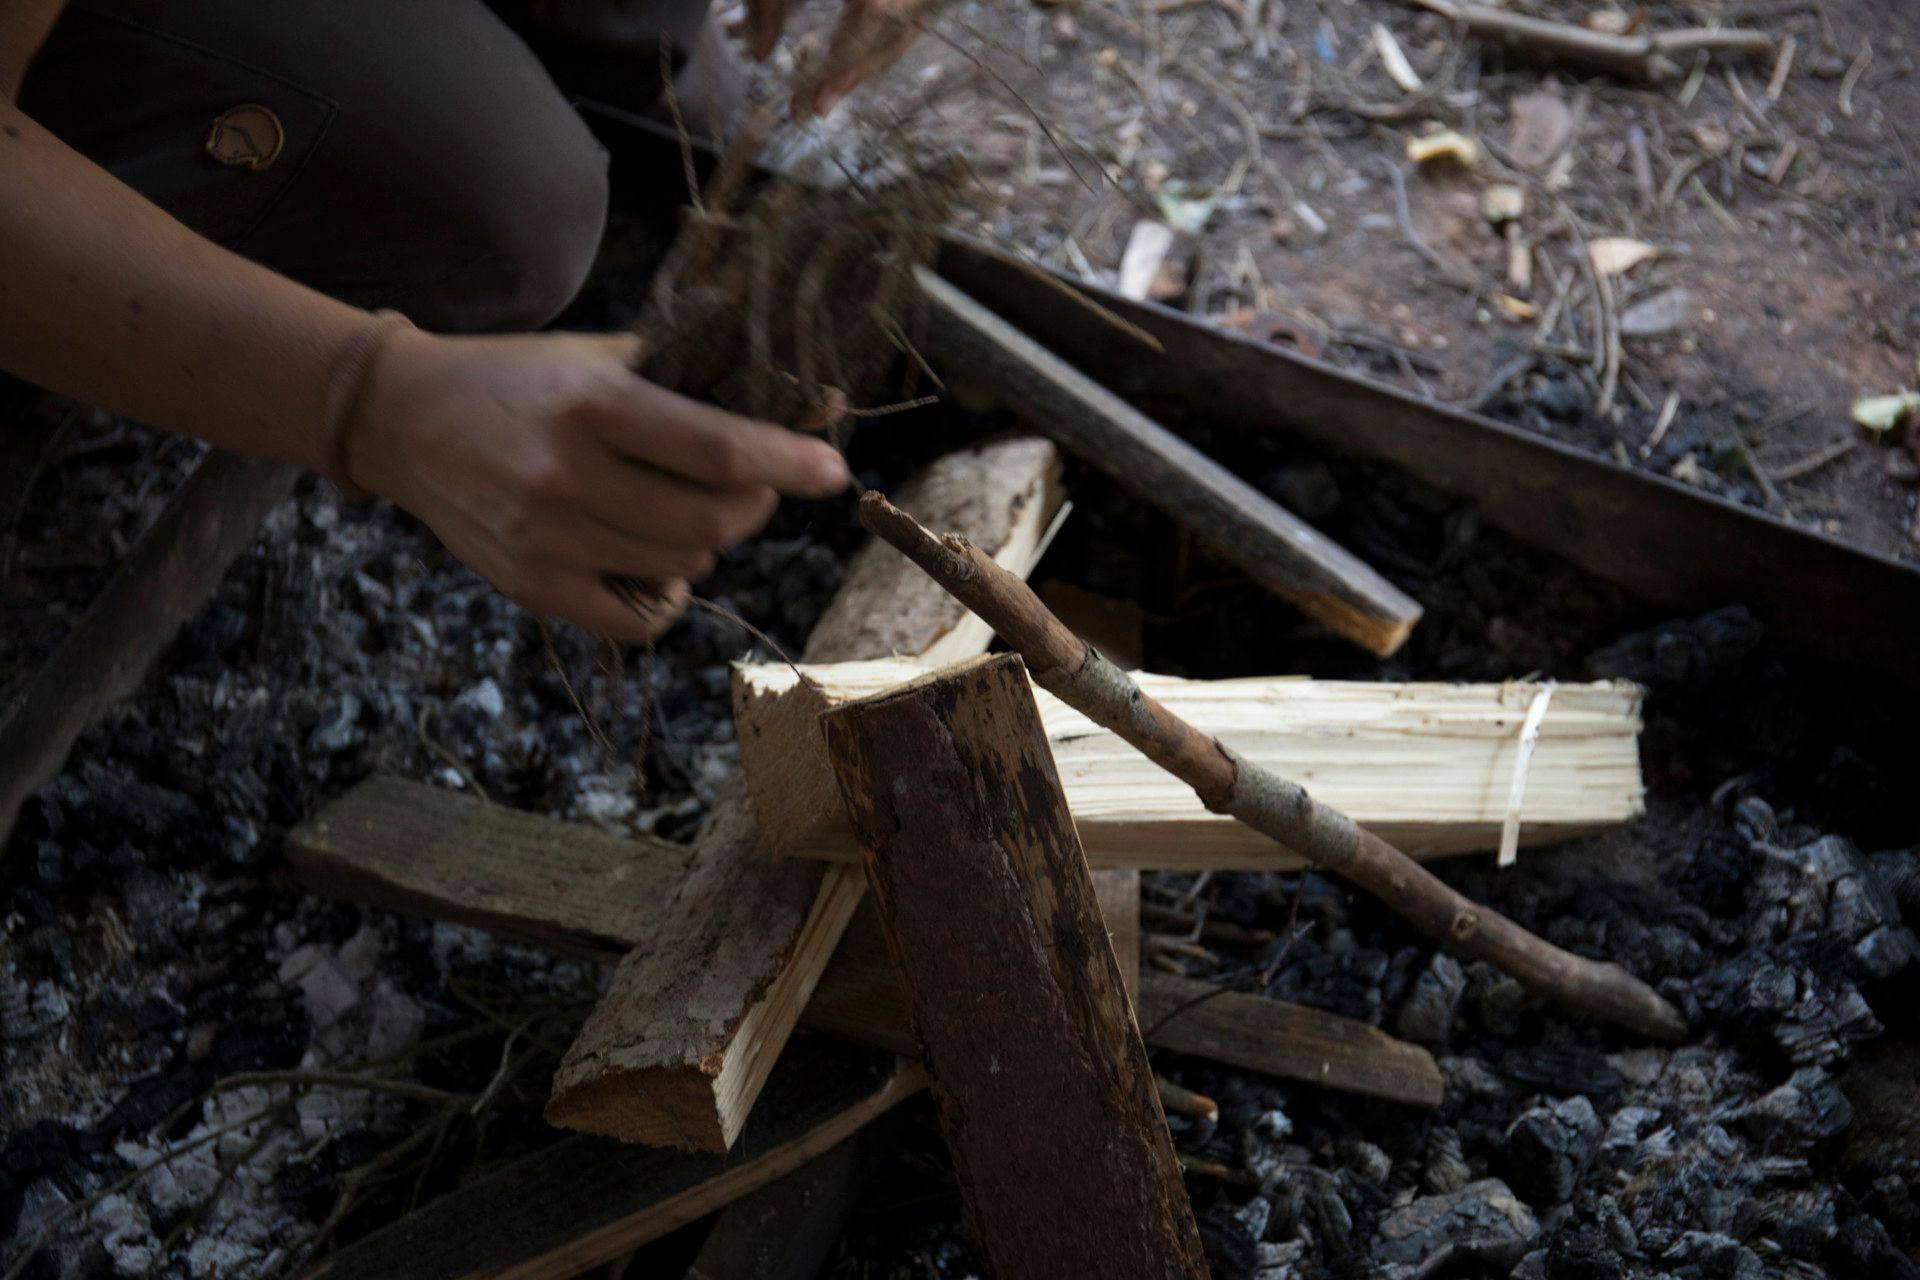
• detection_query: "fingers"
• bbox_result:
[574,455,780,557]
[798,0,929,116]
[541,575,691,644]
[584,375,850,497]
[745,0,787,60]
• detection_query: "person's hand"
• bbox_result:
[347,329,850,641]
[746,0,929,117]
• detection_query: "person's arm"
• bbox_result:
[0,9,847,640]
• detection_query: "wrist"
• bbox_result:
[320,309,415,498]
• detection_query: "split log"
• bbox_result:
[914,266,1421,657]
[821,653,1209,1279]
[0,451,294,844]
[292,775,1444,1107]
[855,491,1688,1041]
[302,1041,923,1280]
[735,659,1644,868]
[545,438,1066,1151]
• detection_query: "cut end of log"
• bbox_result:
[545,1067,735,1153]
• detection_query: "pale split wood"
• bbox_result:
[821,652,1208,1278]
[546,438,1067,1150]
[736,659,1644,869]
[296,774,1444,1108]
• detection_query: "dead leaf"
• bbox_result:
[1373,23,1424,93]
[1619,287,1694,336]
[1481,184,1526,223]
[1117,220,1176,301]
[1508,90,1574,170]
[1588,237,1659,277]
[1407,130,1480,167]
[1850,391,1920,433]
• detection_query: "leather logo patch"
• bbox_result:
[206,104,285,172]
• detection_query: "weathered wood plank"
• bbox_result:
[303,1041,924,1280]
[737,660,1645,870]
[915,267,1420,657]
[288,775,688,962]
[0,451,295,844]
[823,653,1208,1278]
[1137,975,1444,1109]
[546,439,1065,1150]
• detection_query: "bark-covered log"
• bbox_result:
[823,653,1209,1279]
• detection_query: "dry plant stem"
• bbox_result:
[1411,0,1771,82]
[856,492,1688,1043]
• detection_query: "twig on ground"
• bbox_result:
[1408,0,1771,83]
[1838,38,1872,119]
[1772,436,1856,482]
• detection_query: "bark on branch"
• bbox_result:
[855,491,1688,1042]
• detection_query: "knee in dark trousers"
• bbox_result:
[24,0,611,332]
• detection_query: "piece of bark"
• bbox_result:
[914,266,1420,657]
[855,490,1687,1042]
[1138,975,1443,1108]
[547,438,1065,1150]
[295,774,1442,1107]
[303,1040,924,1280]
[0,451,295,844]
[822,653,1209,1279]
[735,659,1643,869]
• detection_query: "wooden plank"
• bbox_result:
[931,232,1920,686]
[736,660,1644,870]
[0,451,295,844]
[821,653,1208,1279]
[546,439,1066,1151]
[915,267,1421,658]
[303,1040,924,1280]
[297,774,1443,1107]
[1137,975,1444,1109]
[288,776,689,962]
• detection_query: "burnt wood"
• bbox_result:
[822,653,1210,1280]
[303,1040,923,1280]
[0,451,294,844]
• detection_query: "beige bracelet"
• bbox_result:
[320,308,413,498]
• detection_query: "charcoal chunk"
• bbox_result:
[1732,1067,1853,1153]
[1500,1096,1601,1205]
[1371,1179,1539,1278]
[1393,953,1465,1047]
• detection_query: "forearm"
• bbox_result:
[0,97,372,473]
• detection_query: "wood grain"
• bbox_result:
[823,654,1208,1279]
[737,660,1644,869]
